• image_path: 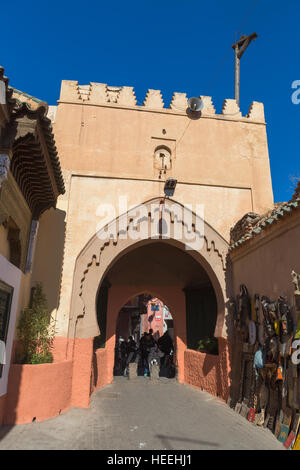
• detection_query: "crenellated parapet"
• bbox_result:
[247,101,265,123]
[89,83,108,104]
[169,92,188,111]
[222,99,241,118]
[118,86,137,106]
[199,95,216,115]
[143,89,164,108]
[58,80,266,123]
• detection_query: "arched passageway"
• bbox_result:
[90,241,221,391]
[67,198,231,409]
[113,294,175,378]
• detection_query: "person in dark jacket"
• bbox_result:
[139,332,156,376]
[157,330,174,377]
[126,336,137,360]
[123,336,137,376]
[157,330,173,354]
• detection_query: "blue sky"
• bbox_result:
[2,0,299,202]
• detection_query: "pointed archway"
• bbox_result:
[69,197,230,340]
[67,198,231,407]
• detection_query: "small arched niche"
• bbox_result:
[153,145,172,171]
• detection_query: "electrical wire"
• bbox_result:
[236,0,261,39]
[205,0,261,96]
[129,0,261,153]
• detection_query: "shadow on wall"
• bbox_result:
[31,208,66,315]
[218,254,234,400]
[195,254,233,401]
[0,207,66,436]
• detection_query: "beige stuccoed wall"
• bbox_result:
[15,273,32,326]
[230,210,300,320]
[44,82,274,337]
[54,176,253,336]
[53,100,272,214]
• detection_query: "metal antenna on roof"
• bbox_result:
[231,32,258,107]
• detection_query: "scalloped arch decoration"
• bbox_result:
[68,198,230,340]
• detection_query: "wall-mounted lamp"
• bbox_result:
[164,178,177,197]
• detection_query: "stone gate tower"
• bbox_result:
[30,80,273,415]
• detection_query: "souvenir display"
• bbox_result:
[293,434,300,450]
[247,407,256,422]
[295,313,300,340]
[294,381,300,409]
[235,403,242,414]
[275,415,282,438]
[284,413,300,449]
[249,321,256,345]
[278,424,290,444]
[293,414,300,435]
[255,409,265,426]
[251,297,257,322]
[240,402,249,418]
[230,280,300,448]
[237,284,251,341]
[267,385,280,432]
[258,324,265,346]
[284,431,295,449]
[282,408,292,427]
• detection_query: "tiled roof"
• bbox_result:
[229,197,300,251]
[9,86,44,107]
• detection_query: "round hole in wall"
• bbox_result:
[162,129,166,135]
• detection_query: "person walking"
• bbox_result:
[139,332,155,376]
[123,336,137,377]
[157,330,174,377]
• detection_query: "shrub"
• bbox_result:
[15,283,55,364]
[197,337,219,355]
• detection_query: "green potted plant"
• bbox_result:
[15,283,55,364]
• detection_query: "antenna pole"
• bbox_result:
[234,45,240,107]
[232,32,258,107]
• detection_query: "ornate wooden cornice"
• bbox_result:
[0,71,65,218]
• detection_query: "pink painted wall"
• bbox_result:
[70,338,93,408]
[2,286,230,425]
[231,213,300,322]
[105,284,187,382]
[184,339,231,402]
[91,348,110,392]
[142,298,165,339]
[52,336,70,362]
[4,361,73,424]
[3,337,111,424]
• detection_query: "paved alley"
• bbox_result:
[0,378,283,450]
